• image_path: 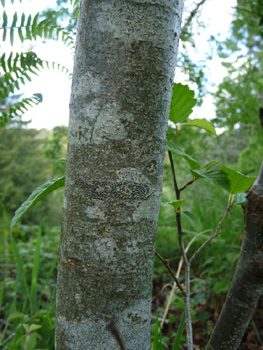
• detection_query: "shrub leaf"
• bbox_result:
[10,176,65,233]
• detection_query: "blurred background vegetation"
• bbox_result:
[0,0,263,349]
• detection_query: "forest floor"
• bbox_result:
[152,280,263,350]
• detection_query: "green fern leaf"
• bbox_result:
[3,86,8,98]
[23,72,32,82]
[56,27,63,40]
[36,19,47,36]
[20,13,26,26]
[14,80,19,89]
[11,12,18,27]
[13,52,19,68]
[49,25,55,39]
[0,95,42,127]
[10,27,14,45]
[2,11,8,27]
[26,14,32,40]
[31,13,39,39]
[18,27,24,42]
[7,52,13,71]
[0,53,6,72]
[2,28,7,41]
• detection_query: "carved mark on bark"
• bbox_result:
[75,179,152,201]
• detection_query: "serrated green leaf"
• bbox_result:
[10,176,65,233]
[169,83,197,124]
[181,211,201,232]
[22,324,30,332]
[28,324,42,333]
[182,119,217,136]
[213,281,228,294]
[200,160,218,173]
[166,141,200,170]
[220,166,256,194]
[191,169,231,192]
[165,200,185,209]
[24,333,39,350]
[7,312,23,322]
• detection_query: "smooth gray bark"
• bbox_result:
[55,1,183,349]
[206,161,263,350]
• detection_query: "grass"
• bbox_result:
[0,167,246,349]
[0,214,59,350]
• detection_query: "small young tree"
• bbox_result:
[55,0,184,349]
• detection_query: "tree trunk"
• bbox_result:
[206,161,263,350]
[55,1,183,349]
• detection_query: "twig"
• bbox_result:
[155,251,186,298]
[184,262,193,350]
[168,151,193,350]
[179,179,195,192]
[160,228,211,328]
[168,150,180,200]
[189,206,232,264]
[181,0,207,33]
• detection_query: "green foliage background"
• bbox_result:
[0,0,263,349]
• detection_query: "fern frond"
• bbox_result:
[1,0,28,5]
[0,51,71,100]
[0,93,42,127]
[0,11,75,48]
[0,52,42,98]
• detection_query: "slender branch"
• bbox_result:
[168,150,193,350]
[168,150,180,199]
[161,230,212,328]
[181,0,207,33]
[184,263,193,350]
[189,206,232,264]
[179,179,195,192]
[155,251,186,298]
[168,152,187,262]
